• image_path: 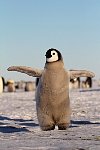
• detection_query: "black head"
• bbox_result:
[45,48,62,63]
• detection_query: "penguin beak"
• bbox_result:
[45,53,52,58]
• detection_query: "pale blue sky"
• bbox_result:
[0,0,100,81]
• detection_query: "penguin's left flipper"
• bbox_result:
[7,66,43,77]
[69,70,95,79]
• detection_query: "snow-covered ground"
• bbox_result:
[0,87,100,150]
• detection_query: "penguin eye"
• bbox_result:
[53,53,55,55]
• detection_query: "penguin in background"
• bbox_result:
[70,77,80,89]
[0,76,5,93]
[81,77,92,88]
[25,81,35,91]
[85,77,92,88]
[6,80,16,92]
[7,48,95,131]
[1,77,5,90]
[0,77,4,93]
[35,77,40,87]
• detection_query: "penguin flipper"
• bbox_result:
[69,70,95,79]
[7,66,43,77]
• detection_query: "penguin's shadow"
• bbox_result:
[0,115,39,133]
[70,120,100,128]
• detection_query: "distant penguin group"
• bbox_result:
[69,76,92,89]
[7,48,95,131]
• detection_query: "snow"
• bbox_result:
[0,88,100,150]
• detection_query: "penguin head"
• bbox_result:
[45,48,62,63]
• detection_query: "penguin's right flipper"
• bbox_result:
[7,66,43,77]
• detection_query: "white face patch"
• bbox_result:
[46,50,58,62]
[74,78,77,81]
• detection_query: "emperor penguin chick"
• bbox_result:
[7,80,16,92]
[7,48,95,131]
[35,49,71,130]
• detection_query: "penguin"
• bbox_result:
[35,77,40,87]
[25,81,35,91]
[0,76,3,93]
[85,77,92,88]
[1,77,5,91]
[81,77,92,88]
[7,80,16,92]
[7,48,95,131]
[70,77,80,89]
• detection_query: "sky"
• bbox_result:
[0,0,100,81]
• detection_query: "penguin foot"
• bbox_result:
[41,125,55,131]
[58,123,69,130]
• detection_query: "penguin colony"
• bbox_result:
[69,77,92,89]
[7,48,95,131]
